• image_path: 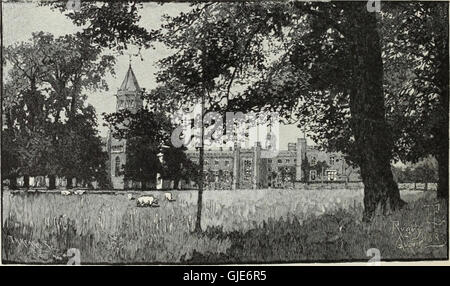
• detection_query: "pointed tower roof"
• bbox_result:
[119,65,141,92]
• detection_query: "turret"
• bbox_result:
[296,137,307,181]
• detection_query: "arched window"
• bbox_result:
[115,156,121,177]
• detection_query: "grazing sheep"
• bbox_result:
[165,192,176,202]
[127,193,135,200]
[136,196,159,207]
[74,190,85,195]
[61,190,72,196]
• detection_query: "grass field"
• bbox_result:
[2,187,447,264]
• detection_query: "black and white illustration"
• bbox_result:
[1,0,448,265]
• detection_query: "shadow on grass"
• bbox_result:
[184,198,448,264]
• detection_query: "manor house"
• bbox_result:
[107,65,361,189]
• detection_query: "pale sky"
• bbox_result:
[2,2,306,150]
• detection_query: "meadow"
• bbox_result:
[1,185,447,264]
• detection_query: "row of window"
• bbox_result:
[204,160,231,166]
[309,169,338,181]
[114,154,341,177]
[118,99,139,109]
[114,153,339,181]
[309,156,340,166]
[197,156,340,167]
[267,158,297,164]
[267,156,339,165]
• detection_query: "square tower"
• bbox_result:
[295,137,307,181]
[109,65,143,189]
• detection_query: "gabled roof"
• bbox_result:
[119,65,141,92]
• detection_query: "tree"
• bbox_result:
[104,108,183,189]
[59,106,109,188]
[162,145,200,189]
[3,32,114,189]
[47,1,447,221]
[382,2,449,200]
[3,38,53,188]
[45,1,157,52]
[123,136,161,189]
[413,157,438,191]
[287,166,296,187]
[153,4,273,232]
[154,1,406,221]
[34,32,114,188]
[310,161,329,183]
[301,157,310,184]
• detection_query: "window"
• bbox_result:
[115,156,121,177]
[330,156,335,165]
[327,170,337,181]
[310,157,317,166]
[285,159,290,163]
[204,160,209,165]
[310,170,317,181]
[243,159,252,181]
[214,160,219,166]
[278,159,282,164]
[111,144,124,153]
[224,160,230,166]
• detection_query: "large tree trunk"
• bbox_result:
[434,28,449,202]
[348,7,406,222]
[436,151,448,200]
[48,175,56,190]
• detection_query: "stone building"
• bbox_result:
[107,65,361,190]
[183,137,361,190]
[107,64,144,189]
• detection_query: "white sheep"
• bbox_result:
[127,193,135,200]
[165,192,176,202]
[61,190,72,196]
[136,195,159,207]
[74,190,85,195]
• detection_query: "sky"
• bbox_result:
[2,2,307,150]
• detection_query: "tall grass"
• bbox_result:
[2,188,445,264]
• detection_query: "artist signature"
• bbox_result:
[391,203,446,251]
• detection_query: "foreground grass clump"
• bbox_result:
[187,198,448,263]
[2,188,446,264]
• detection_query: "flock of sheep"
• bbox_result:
[60,190,176,208]
[61,190,85,196]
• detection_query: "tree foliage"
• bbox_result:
[104,108,196,188]
[2,32,113,188]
